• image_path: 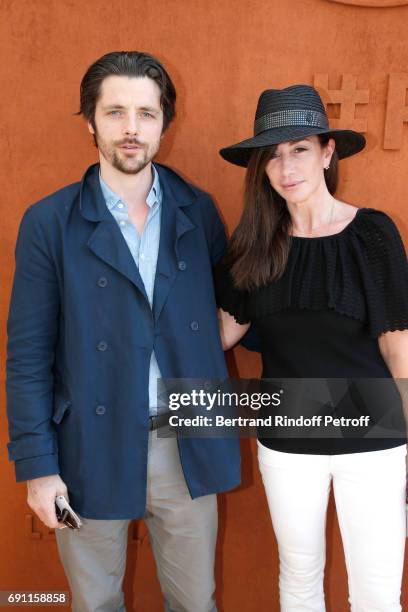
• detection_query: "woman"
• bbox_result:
[216,85,408,611]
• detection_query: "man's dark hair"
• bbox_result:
[78,51,176,131]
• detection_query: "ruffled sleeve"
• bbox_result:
[353,210,408,337]
[214,259,250,324]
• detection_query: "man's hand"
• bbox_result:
[27,474,69,529]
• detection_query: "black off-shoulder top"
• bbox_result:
[215,208,408,454]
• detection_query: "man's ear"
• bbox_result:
[88,121,95,135]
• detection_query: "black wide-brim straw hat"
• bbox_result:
[219,84,366,167]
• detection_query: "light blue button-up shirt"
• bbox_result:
[99,165,163,416]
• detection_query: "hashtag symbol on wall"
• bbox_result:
[314,74,369,133]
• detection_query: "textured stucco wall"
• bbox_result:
[1,1,407,609]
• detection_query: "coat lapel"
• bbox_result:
[153,165,196,322]
[87,220,149,301]
[79,164,149,301]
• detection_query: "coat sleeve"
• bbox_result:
[6,206,61,481]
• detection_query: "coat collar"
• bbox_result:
[78,162,196,222]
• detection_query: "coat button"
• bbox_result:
[97,341,108,351]
[190,321,199,331]
[97,277,108,287]
[95,405,106,415]
[178,260,187,271]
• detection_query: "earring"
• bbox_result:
[324,164,330,170]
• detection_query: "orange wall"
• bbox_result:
[1,1,407,610]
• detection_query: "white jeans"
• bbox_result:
[258,442,406,612]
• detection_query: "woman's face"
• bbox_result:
[265,135,335,205]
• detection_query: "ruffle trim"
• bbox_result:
[215,208,408,337]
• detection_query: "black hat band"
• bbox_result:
[254,109,329,136]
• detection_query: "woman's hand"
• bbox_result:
[218,308,251,350]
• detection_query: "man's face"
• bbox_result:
[89,75,164,174]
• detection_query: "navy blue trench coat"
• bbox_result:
[6,163,240,519]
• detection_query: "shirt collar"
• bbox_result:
[99,164,162,212]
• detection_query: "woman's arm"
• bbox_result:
[378,329,408,436]
[379,329,408,498]
[218,308,251,351]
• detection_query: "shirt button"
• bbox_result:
[97,341,108,351]
[140,253,145,260]
[190,321,199,331]
[95,405,106,415]
[97,277,108,287]
[119,220,126,227]
[178,260,187,271]
[118,203,124,209]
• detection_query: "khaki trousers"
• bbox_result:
[55,432,218,612]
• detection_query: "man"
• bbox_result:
[6,51,240,612]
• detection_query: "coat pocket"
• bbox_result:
[52,396,71,424]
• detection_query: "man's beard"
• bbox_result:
[110,147,150,175]
[95,133,160,175]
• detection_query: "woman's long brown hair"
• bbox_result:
[226,134,338,290]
